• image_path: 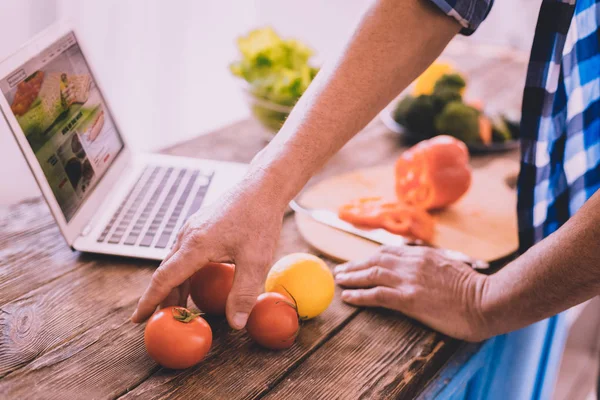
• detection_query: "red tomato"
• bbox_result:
[144,306,212,369]
[246,292,299,350]
[190,262,235,315]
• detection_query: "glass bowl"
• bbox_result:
[240,85,294,136]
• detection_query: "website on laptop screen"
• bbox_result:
[1,33,123,222]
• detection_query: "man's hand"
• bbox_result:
[130,185,285,329]
[130,0,460,330]
[334,246,490,342]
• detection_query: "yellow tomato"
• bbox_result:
[265,253,334,320]
[413,62,454,96]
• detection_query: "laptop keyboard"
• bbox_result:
[97,165,213,249]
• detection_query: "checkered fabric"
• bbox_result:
[429,0,494,35]
[432,0,600,251]
[517,0,600,251]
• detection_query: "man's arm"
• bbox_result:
[131,0,461,327]
[249,0,461,204]
[482,189,600,335]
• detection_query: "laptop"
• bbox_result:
[0,22,247,260]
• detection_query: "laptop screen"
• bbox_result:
[0,32,124,222]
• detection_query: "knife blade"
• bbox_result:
[289,200,489,270]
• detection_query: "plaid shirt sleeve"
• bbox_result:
[428,0,494,35]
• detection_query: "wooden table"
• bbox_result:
[0,41,527,400]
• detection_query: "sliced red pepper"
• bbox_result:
[338,197,435,243]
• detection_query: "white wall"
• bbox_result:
[0,0,539,205]
[52,0,371,153]
[0,1,56,205]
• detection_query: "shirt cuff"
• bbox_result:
[428,0,494,35]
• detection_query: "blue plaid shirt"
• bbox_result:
[432,0,600,251]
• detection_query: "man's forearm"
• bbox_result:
[245,0,460,206]
[482,190,600,336]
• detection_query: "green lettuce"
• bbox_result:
[230,28,319,106]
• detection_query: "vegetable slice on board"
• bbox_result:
[338,197,435,243]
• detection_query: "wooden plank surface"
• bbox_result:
[0,216,358,399]
[0,258,154,379]
[0,199,83,306]
[0,42,527,400]
[264,310,461,400]
[0,121,455,400]
[0,120,416,400]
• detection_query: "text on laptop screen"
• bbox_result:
[0,33,124,222]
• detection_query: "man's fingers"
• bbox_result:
[159,278,191,310]
[131,247,207,323]
[163,240,181,264]
[341,287,402,308]
[334,252,397,275]
[335,266,401,288]
[226,256,267,330]
[152,241,185,310]
[178,279,191,307]
[160,288,181,309]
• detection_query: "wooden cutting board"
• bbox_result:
[295,158,520,263]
